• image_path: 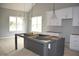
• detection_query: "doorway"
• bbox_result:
[62,19,72,45]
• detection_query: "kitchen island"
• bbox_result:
[15,32,65,56]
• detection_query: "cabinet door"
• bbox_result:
[70,35,79,44]
[56,9,65,19]
[72,7,79,26]
[70,35,79,51]
[70,45,79,51]
[64,7,72,19]
[56,7,72,20]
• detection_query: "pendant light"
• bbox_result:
[49,3,58,25]
[52,3,57,19]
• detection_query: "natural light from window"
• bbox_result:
[9,16,23,32]
[31,16,42,32]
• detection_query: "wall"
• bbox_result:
[0,7,28,37]
[27,3,79,32]
[27,3,54,32]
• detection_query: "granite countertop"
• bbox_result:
[26,35,64,44]
[43,36,60,40]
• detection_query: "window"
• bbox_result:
[9,16,23,32]
[31,16,42,32]
[17,17,23,31]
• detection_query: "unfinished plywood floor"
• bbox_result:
[0,37,79,56]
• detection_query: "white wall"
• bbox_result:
[0,7,28,37]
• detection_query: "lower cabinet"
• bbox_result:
[24,36,65,56]
[70,35,79,51]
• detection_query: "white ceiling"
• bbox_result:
[0,3,35,12]
[0,3,79,12]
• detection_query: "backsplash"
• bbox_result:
[46,26,79,34]
[46,26,63,33]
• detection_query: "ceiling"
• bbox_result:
[35,3,79,10]
[0,3,35,12]
[0,3,79,12]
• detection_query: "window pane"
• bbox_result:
[37,16,42,25]
[32,25,37,32]
[37,25,42,32]
[32,17,37,25]
[17,17,23,31]
[9,16,16,31]
[31,16,42,32]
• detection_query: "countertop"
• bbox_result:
[25,34,64,44]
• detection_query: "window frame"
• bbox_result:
[9,16,24,32]
[31,16,42,32]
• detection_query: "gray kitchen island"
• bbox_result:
[15,33,65,56]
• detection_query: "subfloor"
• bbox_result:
[0,36,79,56]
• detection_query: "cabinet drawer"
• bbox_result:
[70,39,79,42]
[70,35,79,38]
[70,35,79,42]
[70,45,79,51]
[70,42,79,47]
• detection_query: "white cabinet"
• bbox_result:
[64,7,72,19]
[46,6,79,26]
[72,7,79,26]
[46,7,72,26]
[70,35,79,51]
[56,7,72,19]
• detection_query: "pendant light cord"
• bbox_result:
[31,3,33,19]
[30,3,36,19]
[53,3,55,14]
[24,3,26,20]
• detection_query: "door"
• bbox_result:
[62,19,72,43]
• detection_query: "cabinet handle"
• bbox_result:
[48,43,51,50]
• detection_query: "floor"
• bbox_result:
[0,36,24,55]
[0,36,79,56]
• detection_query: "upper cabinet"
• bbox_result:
[56,7,72,19]
[46,7,72,26]
[72,7,79,26]
[46,6,79,26]
[64,7,72,19]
